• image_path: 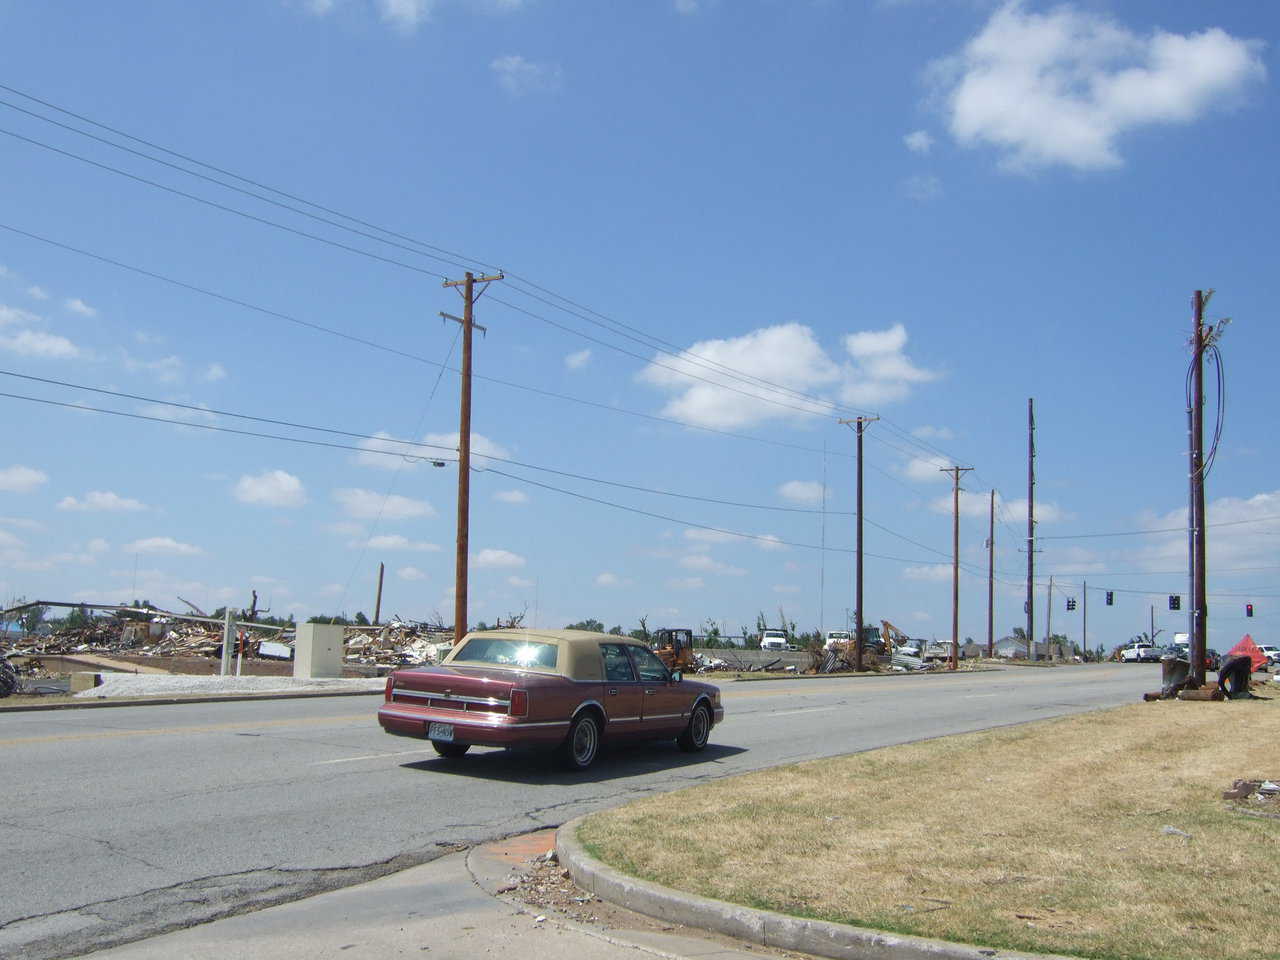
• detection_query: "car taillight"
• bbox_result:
[384,675,395,701]
[509,689,528,717]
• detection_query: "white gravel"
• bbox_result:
[75,674,386,699]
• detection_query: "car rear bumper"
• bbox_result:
[377,703,570,748]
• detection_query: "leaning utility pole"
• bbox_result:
[442,270,504,644]
[1188,289,1208,687]
[1026,398,1036,661]
[941,465,974,671]
[839,416,878,671]
[987,489,995,659]
[373,561,385,626]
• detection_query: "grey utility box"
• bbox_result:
[294,623,344,679]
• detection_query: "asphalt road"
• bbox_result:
[1,663,1157,959]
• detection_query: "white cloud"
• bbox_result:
[679,554,747,576]
[926,489,1062,524]
[360,534,441,552]
[682,528,787,552]
[137,401,217,425]
[778,480,825,505]
[0,305,41,327]
[377,0,432,32]
[123,354,184,383]
[640,323,838,430]
[912,425,954,441]
[901,174,943,202]
[564,348,591,370]
[0,465,48,492]
[87,537,110,553]
[0,329,79,358]
[508,576,534,588]
[58,491,147,512]
[675,0,699,13]
[474,548,526,568]
[911,611,932,622]
[1135,489,1280,571]
[840,323,938,407]
[931,2,1266,172]
[666,576,704,591]
[235,470,307,508]
[494,489,529,504]
[26,286,49,301]
[0,528,24,549]
[595,572,620,586]
[203,362,227,383]
[903,564,952,582]
[491,55,563,96]
[904,130,934,154]
[903,454,953,483]
[65,297,97,317]
[124,536,203,556]
[354,430,507,470]
[397,566,428,581]
[306,0,337,13]
[773,584,801,594]
[333,488,433,520]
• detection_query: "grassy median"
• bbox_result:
[580,693,1280,960]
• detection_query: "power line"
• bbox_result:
[0,387,965,570]
[0,92,993,469]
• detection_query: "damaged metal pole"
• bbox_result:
[220,607,234,677]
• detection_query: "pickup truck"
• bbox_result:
[759,630,789,652]
[1120,642,1160,663]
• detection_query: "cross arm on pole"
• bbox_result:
[440,311,487,335]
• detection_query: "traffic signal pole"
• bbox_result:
[1188,290,1208,687]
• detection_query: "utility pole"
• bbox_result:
[941,465,974,671]
[1188,289,1209,687]
[1082,580,1087,661]
[1026,398,1036,661]
[373,561,385,626]
[1044,574,1053,661]
[839,416,878,671]
[987,489,995,659]
[441,270,504,644]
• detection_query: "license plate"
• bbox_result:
[428,722,454,742]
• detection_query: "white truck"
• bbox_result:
[759,629,789,652]
[1120,641,1160,663]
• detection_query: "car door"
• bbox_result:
[599,643,645,739]
[627,644,688,736]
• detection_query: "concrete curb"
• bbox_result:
[728,667,1004,683]
[0,688,384,713]
[556,817,1079,960]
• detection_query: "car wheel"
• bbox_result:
[560,712,600,770]
[677,703,712,753]
[432,741,470,759]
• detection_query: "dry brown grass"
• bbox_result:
[580,696,1280,960]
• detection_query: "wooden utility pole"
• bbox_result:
[1188,289,1208,687]
[839,417,878,671]
[941,465,973,671]
[1026,398,1036,661]
[987,489,995,659]
[373,562,385,626]
[442,270,503,644]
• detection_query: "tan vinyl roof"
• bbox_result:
[443,628,640,682]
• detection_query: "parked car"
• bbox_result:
[377,629,724,770]
[1206,648,1222,671]
[1120,642,1160,663]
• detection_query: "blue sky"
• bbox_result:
[0,0,1276,650]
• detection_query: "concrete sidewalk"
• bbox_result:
[79,833,784,960]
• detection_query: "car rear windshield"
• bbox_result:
[452,637,560,670]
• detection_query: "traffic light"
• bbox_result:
[1169,595,1181,611]
[1066,597,1076,611]
[1247,603,1254,618]
[1105,590,1114,606]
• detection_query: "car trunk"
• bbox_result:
[388,665,517,715]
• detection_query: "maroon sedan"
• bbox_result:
[378,628,725,769]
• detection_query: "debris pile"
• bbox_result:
[342,622,454,667]
[500,849,602,926]
[1224,779,1280,819]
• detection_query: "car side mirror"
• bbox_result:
[671,670,683,683]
